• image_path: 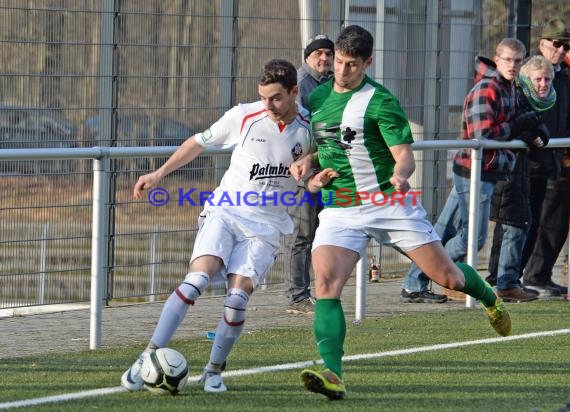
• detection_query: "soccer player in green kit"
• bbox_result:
[290,25,511,400]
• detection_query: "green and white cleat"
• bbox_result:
[300,367,346,400]
[485,298,511,336]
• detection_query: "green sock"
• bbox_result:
[456,262,497,307]
[314,298,345,378]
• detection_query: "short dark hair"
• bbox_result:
[335,25,374,60]
[258,59,297,92]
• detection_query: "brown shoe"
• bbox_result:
[497,287,539,303]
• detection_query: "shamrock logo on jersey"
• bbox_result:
[342,127,357,144]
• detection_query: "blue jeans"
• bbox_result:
[496,224,528,290]
[402,174,494,292]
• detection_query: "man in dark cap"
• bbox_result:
[296,34,335,109]
[283,34,334,315]
[522,18,570,297]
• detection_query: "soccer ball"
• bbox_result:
[141,348,189,395]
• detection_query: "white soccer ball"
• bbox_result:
[141,348,189,395]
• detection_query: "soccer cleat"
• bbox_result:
[121,352,150,391]
[201,371,227,393]
[485,298,511,336]
[300,368,346,400]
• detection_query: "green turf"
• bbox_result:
[1,300,570,411]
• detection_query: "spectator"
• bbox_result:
[400,38,535,303]
[120,59,313,393]
[522,19,570,296]
[487,55,555,302]
[292,25,512,401]
[284,34,334,315]
[296,34,334,109]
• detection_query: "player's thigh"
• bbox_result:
[312,223,364,297]
[191,213,235,264]
[226,226,280,289]
[406,241,463,289]
[312,245,360,298]
[190,255,224,276]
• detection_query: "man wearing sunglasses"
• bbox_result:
[522,19,570,297]
[544,39,570,53]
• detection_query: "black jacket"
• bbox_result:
[490,151,531,228]
[490,85,549,228]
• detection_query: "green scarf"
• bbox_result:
[517,74,556,112]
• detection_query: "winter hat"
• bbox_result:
[541,18,570,41]
[303,34,335,60]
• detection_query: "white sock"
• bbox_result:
[206,288,249,372]
[149,272,209,348]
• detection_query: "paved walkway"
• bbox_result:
[0,277,470,359]
[2,268,568,360]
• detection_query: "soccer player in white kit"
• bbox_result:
[121,59,313,393]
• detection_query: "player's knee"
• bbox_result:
[177,272,209,304]
[223,288,249,326]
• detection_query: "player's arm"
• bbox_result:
[133,136,205,199]
[388,143,415,193]
[305,168,339,193]
[289,151,319,182]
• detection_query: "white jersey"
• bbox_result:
[195,101,313,234]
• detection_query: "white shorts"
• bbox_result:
[191,210,280,288]
[312,199,440,256]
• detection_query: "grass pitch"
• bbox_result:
[1,300,569,412]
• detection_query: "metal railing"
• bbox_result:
[1,137,569,348]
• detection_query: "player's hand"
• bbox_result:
[290,155,313,181]
[133,172,162,199]
[306,168,339,192]
[390,174,410,193]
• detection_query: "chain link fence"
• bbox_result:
[1,0,569,309]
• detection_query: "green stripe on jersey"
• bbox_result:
[309,76,413,208]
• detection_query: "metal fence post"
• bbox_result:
[149,224,159,303]
[466,142,482,308]
[38,222,49,305]
[90,153,109,350]
[355,251,367,321]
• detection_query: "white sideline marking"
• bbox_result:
[0,303,89,319]
[0,387,126,410]
[1,328,569,410]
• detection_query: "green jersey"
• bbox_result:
[308,75,413,208]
